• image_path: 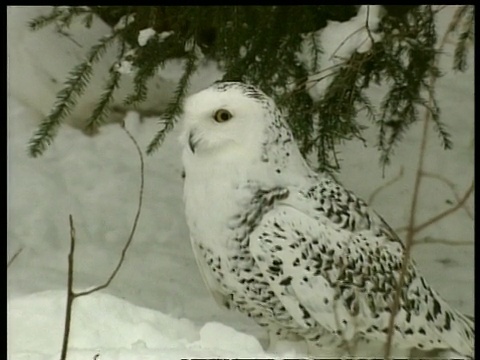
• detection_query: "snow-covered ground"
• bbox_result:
[7,6,473,359]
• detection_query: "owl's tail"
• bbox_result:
[451,309,474,358]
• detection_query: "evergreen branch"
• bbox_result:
[29,7,92,31]
[28,33,117,157]
[123,63,153,106]
[453,6,474,72]
[82,12,95,28]
[146,51,198,155]
[28,8,64,31]
[85,67,122,133]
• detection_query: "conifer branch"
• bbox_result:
[85,67,122,133]
[29,7,92,31]
[146,50,198,154]
[28,32,117,157]
[452,6,474,72]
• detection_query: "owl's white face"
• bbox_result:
[180,82,314,187]
[180,83,271,160]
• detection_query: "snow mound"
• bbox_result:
[198,321,264,354]
[8,291,274,359]
[298,5,383,101]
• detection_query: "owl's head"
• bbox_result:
[180,82,312,181]
[180,82,276,156]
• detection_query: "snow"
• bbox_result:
[8,291,273,359]
[138,28,156,46]
[8,6,473,359]
[298,5,384,101]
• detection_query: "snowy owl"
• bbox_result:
[180,82,474,358]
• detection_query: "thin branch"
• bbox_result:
[412,180,474,235]
[58,126,145,359]
[421,171,473,219]
[384,9,464,358]
[414,236,473,247]
[432,5,448,15]
[330,26,366,62]
[368,166,404,204]
[76,125,145,297]
[60,214,76,360]
[384,100,431,359]
[394,180,474,236]
[7,247,24,268]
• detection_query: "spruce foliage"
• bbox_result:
[26,6,473,172]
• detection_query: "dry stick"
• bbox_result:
[415,236,473,247]
[394,180,474,236]
[421,171,474,220]
[331,26,366,61]
[412,180,474,235]
[7,247,24,268]
[59,125,145,360]
[383,106,431,360]
[76,126,145,298]
[60,215,76,360]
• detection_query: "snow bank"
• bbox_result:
[298,5,383,101]
[8,291,275,359]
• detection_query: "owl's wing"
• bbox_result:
[249,180,474,355]
[190,236,231,309]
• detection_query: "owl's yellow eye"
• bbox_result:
[214,109,233,123]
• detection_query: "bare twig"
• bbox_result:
[60,215,76,360]
[330,26,366,62]
[384,99,431,359]
[7,247,24,268]
[368,166,404,204]
[76,126,145,297]
[412,180,474,235]
[421,171,473,219]
[414,236,473,247]
[384,8,471,358]
[58,124,145,359]
[394,180,474,236]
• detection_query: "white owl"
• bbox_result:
[179,82,474,358]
